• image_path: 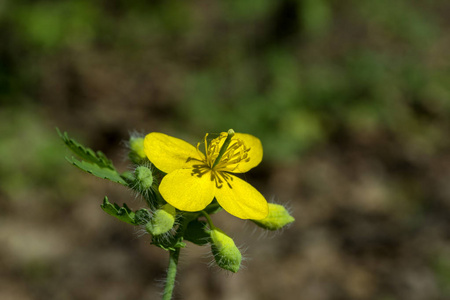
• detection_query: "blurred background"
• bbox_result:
[1,0,450,299]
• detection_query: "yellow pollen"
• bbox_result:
[204,133,251,171]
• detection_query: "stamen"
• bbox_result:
[212,129,235,169]
[191,164,210,177]
[214,141,251,171]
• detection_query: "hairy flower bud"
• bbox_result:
[210,228,242,273]
[129,136,147,164]
[134,166,153,191]
[145,203,176,236]
[251,203,294,230]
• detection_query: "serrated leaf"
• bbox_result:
[100,196,138,225]
[184,220,210,246]
[57,128,114,169]
[66,156,127,185]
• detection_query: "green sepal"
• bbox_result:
[251,203,295,231]
[210,227,242,273]
[100,196,150,225]
[184,220,210,246]
[145,204,176,236]
[134,166,154,191]
[152,235,186,251]
[57,128,114,169]
[66,156,127,186]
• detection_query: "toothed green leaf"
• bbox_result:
[66,156,127,185]
[57,128,114,169]
[100,196,142,225]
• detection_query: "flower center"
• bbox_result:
[191,129,252,189]
[205,130,251,172]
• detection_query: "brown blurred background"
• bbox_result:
[1,0,450,299]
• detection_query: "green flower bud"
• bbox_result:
[145,204,176,236]
[251,203,294,231]
[134,166,153,191]
[210,228,242,273]
[129,136,147,164]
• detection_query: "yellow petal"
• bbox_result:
[144,132,204,173]
[229,133,263,173]
[159,168,215,212]
[214,174,268,219]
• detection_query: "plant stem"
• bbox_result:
[200,210,215,229]
[163,248,180,300]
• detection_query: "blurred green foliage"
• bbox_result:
[0,108,77,202]
[433,253,450,297]
[2,0,449,160]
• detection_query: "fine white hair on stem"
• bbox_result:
[134,225,149,239]
[203,240,248,275]
[124,130,145,149]
[155,257,180,299]
[120,130,145,162]
[128,162,161,210]
[259,196,295,238]
[155,276,179,298]
[238,243,249,269]
[154,227,177,245]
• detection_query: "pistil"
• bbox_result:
[212,129,235,169]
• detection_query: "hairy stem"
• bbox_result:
[162,248,180,300]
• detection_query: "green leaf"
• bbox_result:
[120,170,135,184]
[66,156,127,185]
[57,128,114,169]
[100,196,144,225]
[184,220,210,246]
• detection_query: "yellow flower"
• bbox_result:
[144,130,269,220]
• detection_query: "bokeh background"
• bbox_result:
[1,0,450,299]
